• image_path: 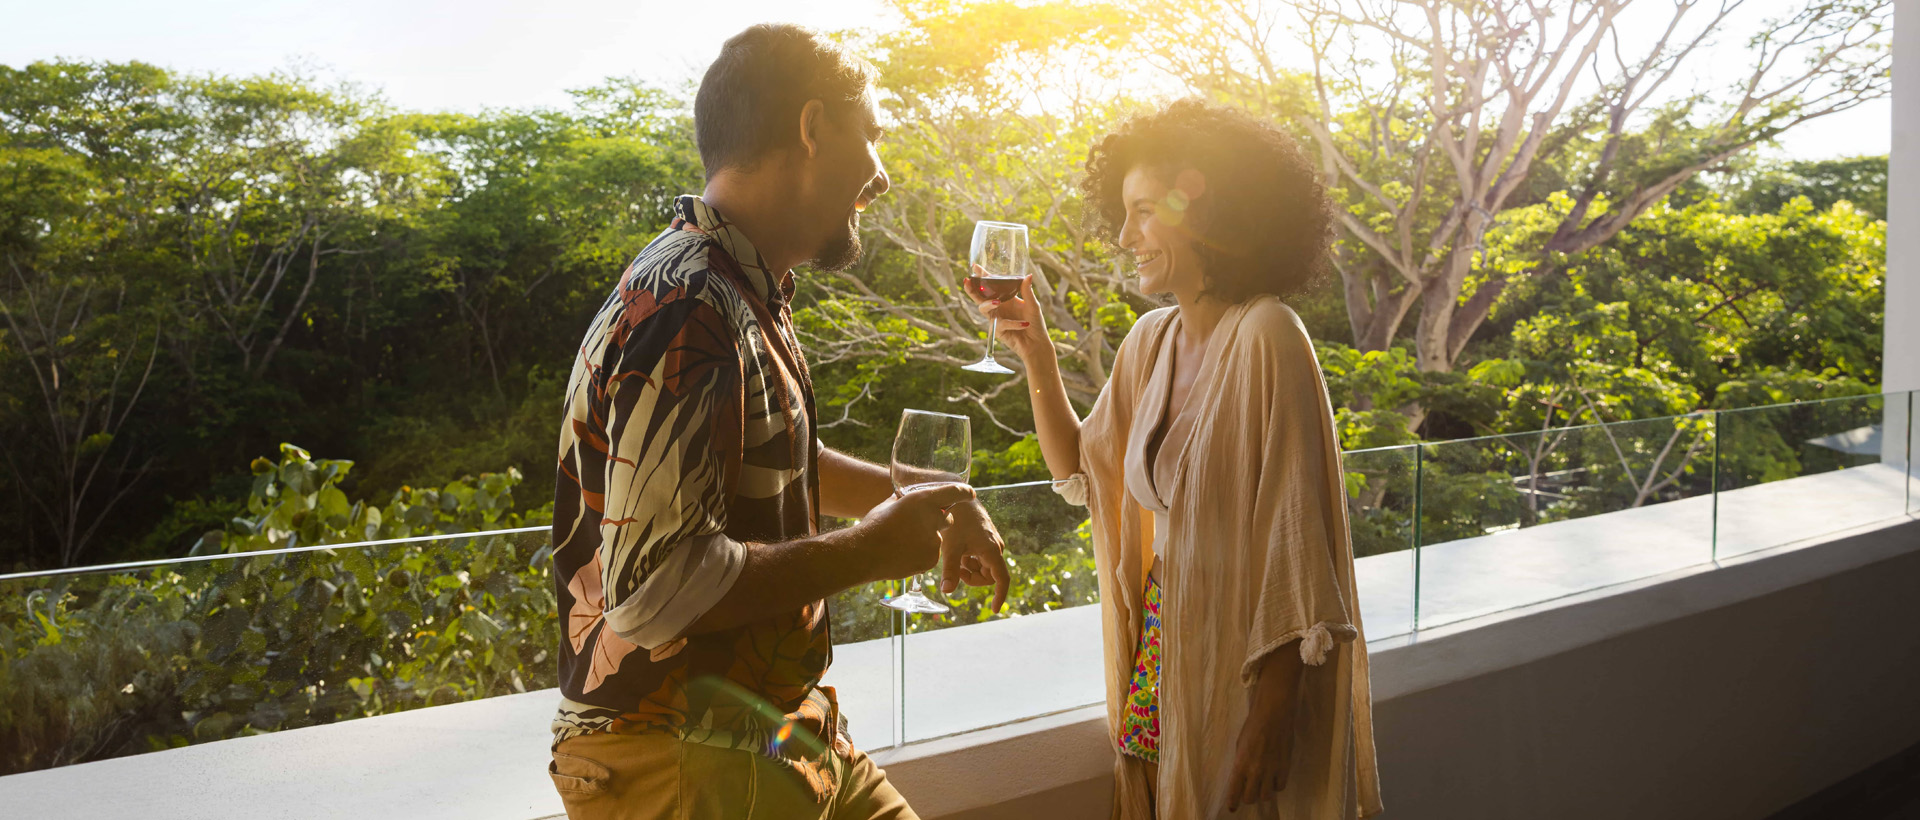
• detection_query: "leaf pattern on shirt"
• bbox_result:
[549,196,835,799]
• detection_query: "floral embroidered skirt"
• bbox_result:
[1119,572,1163,762]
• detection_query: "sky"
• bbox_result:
[0,0,1889,160]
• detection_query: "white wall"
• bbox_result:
[1891,0,1920,394]
[1364,519,1920,820]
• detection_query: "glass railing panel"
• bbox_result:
[1715,393,1908,560]
[11,393,1912,769]
[1899,391,1918,517]
[0,528,556,776]
[1343,445,1418,641]
[900,481,1100,744]
[1416,414,1716,629]
[823,582,899,750]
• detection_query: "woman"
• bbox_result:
[975,100,1382,818]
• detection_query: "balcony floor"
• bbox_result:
[1768,740,1920,819]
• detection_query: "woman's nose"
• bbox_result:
[1118,217,1140,252]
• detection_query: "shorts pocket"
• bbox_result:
[550,750,613,795]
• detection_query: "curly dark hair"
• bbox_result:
[1081,99,1332,302]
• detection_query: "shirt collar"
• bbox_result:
[674,195,792,310]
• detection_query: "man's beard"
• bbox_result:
[812,213,863,272]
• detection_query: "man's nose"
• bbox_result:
[869,163,891,200]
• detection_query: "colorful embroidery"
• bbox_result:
[1119,572,1163,762]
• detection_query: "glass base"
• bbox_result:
[881,590,951,614]
[962,359,1016,375]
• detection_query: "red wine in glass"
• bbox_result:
[968,274,1026,301]
[963,221,1028,375]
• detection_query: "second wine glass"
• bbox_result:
[881,409,972,614]
[962,220,1029,375]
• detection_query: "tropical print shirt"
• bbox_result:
[550,195,845,799]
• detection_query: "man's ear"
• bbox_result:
[798,99,826,159]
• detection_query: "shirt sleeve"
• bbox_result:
[604,533,745,648]
[595,292,748,650]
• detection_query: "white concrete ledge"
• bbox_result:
[0,688,569,820]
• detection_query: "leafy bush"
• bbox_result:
[196,443,546,554]
[0,444,558,775]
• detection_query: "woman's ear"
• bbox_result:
[1175,168,1208,202]
[797,99,826,159]
[1166,168,1210,233]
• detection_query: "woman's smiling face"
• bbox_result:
[1117,165,1205,297]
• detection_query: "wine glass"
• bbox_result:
[881,409,971,614]
[962,220,1030,375]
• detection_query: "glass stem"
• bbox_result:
[982,319,1000,364]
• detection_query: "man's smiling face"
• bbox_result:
[806,91,890,272]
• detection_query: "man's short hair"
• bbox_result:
[694,24,876,179]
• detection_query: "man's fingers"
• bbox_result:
[940,540,963,594]
[957,555,991,586]
[907,482,975,511]
[991,553,1010,612]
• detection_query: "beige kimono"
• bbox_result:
[1076,296,1383,819]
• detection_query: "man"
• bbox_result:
[547,23,1009,820]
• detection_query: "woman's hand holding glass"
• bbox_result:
[965,266,1051,363]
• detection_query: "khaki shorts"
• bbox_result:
[549,732,918,820]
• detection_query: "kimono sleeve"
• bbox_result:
[1238,307,1360,683]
